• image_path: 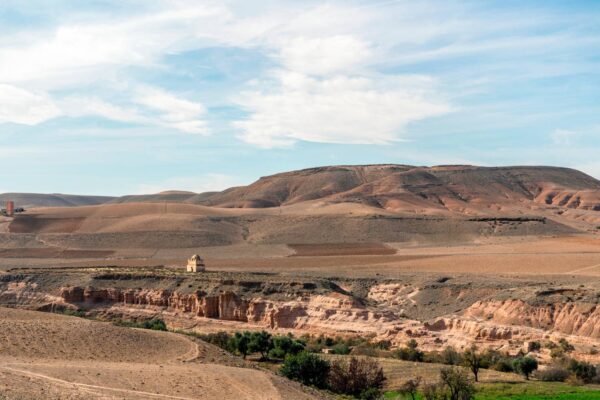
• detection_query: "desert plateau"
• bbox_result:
[1,165,600,398]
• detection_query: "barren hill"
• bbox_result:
[201,165,600,213]
[2,165,600,253]
[0,193,115,208]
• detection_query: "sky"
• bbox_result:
[1,0,600,195]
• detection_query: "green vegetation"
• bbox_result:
[280,352,330,389]
[513,357,539,380]
[113,318,167,331]
[193,330,305,361]
[329,356,386,399]
[475,381,600,400]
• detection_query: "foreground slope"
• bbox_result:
[0,307,320,400]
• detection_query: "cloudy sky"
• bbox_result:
[1,0,600,195]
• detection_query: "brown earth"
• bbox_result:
[2,164,600,397]
[0,307,322,400]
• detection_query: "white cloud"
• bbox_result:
[0,84,61,125]
[234,71,450,147]
[60,97,149,124]
[133,86,208,134]
[279,35,371,75]
[0,5,228,87]
[59,86,209,135]
[136,173,245,194]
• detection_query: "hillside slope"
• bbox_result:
[201,165,600,214]
[0,193,115,208]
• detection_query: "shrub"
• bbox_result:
[439,367,475,400]
[559,338,575,353]
[513,356,538,380]
[198,331,236,353]
[422,383,446,400]
[534,366,570,382]
[398,377,422,400]
[395,339,424,362]
[568,359,598,383]
[441,346,462,365]
[527,341,542,352]
[280,351,330,389]
[374,340,392,350]
[492,359,514,373]
[114,318,167,331]
[328,356,386,398]
[565,374,585,386]
[331,342,351,355]
[269,335,305,359]
[351,343,378,357]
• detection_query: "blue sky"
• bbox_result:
[1,0,600,195]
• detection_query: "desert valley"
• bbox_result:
[1,164,600,399]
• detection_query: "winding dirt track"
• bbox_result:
[0,308,319,400]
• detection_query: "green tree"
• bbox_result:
[269,335,305,359]
[280,352,330,389]
[513,356,538,380]
[249,331,273,360]
[233,331,251,359]
[328,356,386,399]
[463,345,484,382]
[399,376,422,400]
[439,367,475,400]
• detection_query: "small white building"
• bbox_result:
[187,254,205,272]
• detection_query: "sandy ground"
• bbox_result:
[0,308,320,400]
[2,236,600,277]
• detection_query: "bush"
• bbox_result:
[527,341,542,352]
[534,366,570,382]
[559,338,575,353]
[492,359,514,373]
[269,335,305,359]
[568,359,598,383]
[351,343,378,357]
[198,331,236,353]
[422,383,446,400]
[513,356,538,380]
[280,352,330,389]
[398,377,422,400]
[395,339,424,362]
[439,367,475,400]
[441,346,462,365]
[331,342,351,355]
[114,318,167,331]
[328,356,386,399]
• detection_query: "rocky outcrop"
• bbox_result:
[464,299,600,338]
[58,286,400,334]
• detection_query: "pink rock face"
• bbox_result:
[464,299,600,338]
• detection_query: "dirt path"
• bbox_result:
[563,263,600,274]
[0,365,197,400]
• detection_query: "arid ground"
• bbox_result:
[2,165,600,397]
